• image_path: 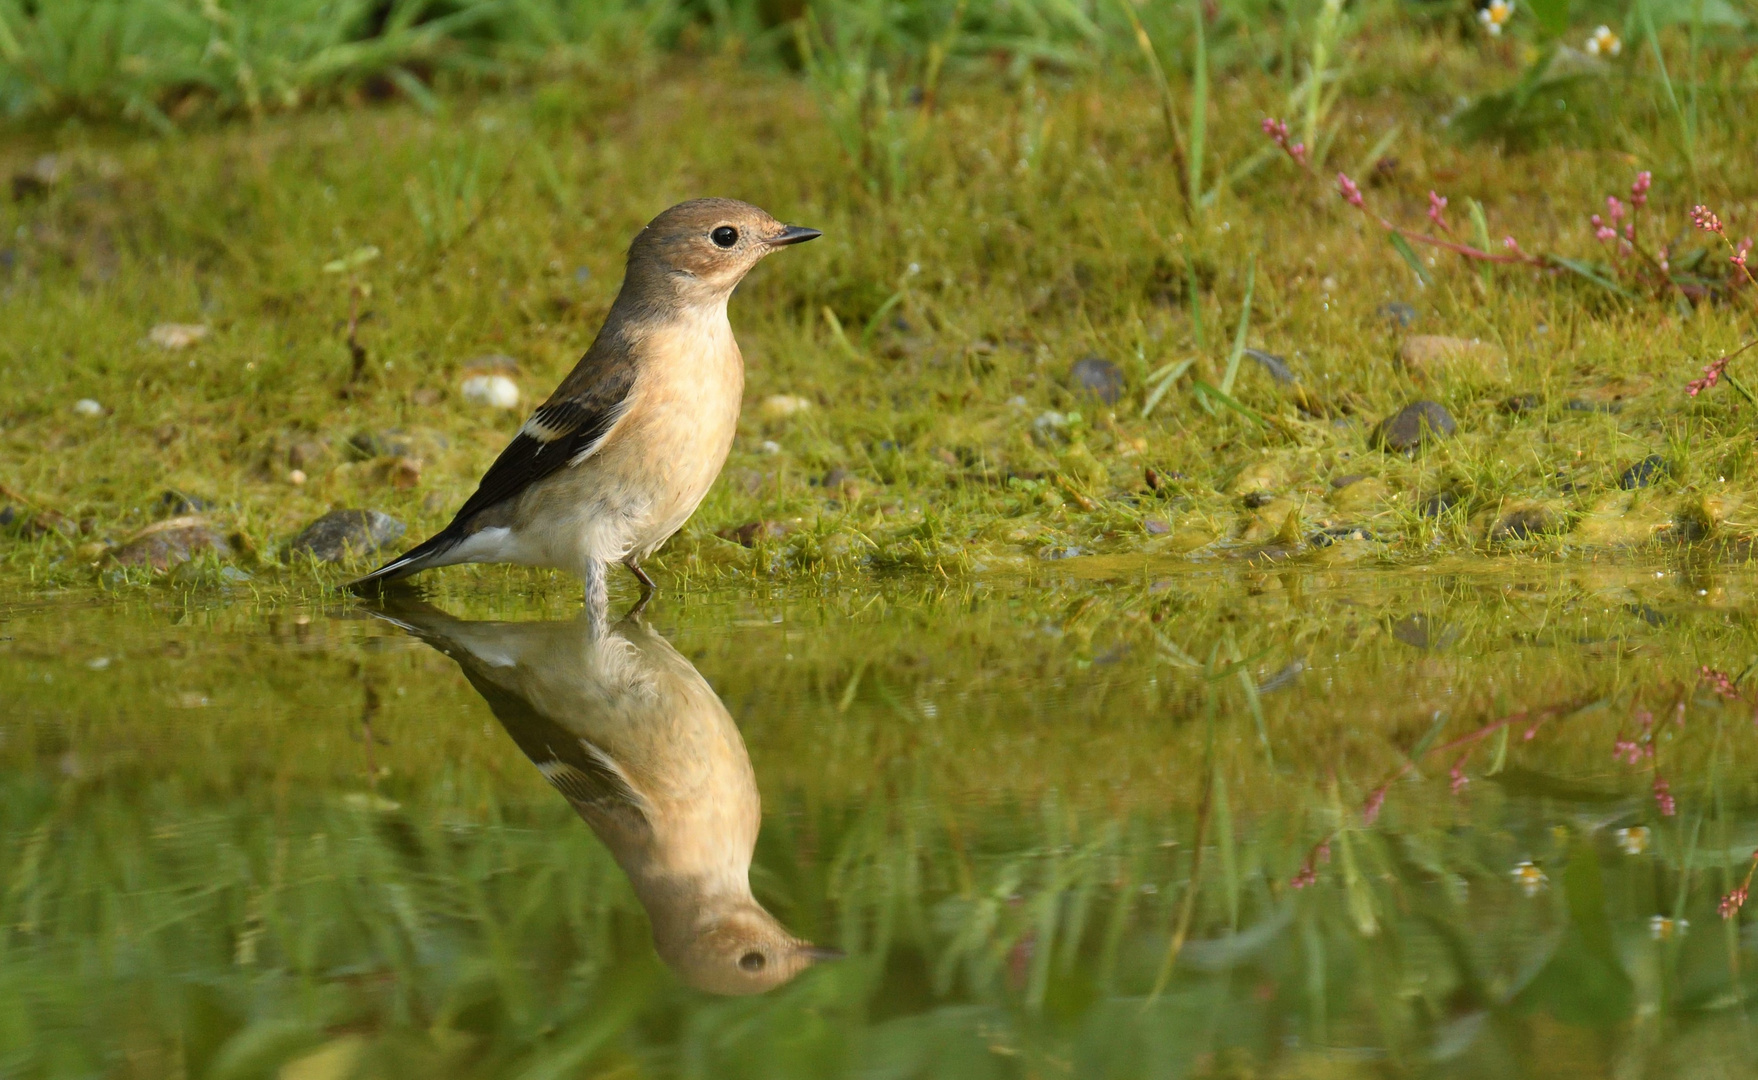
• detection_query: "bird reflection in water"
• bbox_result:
[374,600,842,995]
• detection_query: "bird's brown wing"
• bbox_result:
[447,361,638,527]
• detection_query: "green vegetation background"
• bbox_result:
[3,0,1758,592]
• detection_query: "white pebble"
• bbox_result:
[288,469,308,486]
[759,394,813,420]
[758,440,782,454]
[461,374,520,409]
[149,323,209,350]
[72,398,103,417]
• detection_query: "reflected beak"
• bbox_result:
[799,944,846,963]
[764,225,822,247]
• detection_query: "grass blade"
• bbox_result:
[1545,255,1635,299]
[1387,232,1433,287]
[1141,358,1195,418]
[1187,0,1207,213]
[1219,256,1256,396]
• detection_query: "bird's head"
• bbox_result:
[626,198,820,304]
[658,901,844,996]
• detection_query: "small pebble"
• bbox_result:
[1490,503,1563,542]
[109,516,231,571]
[288,469,308,486]
[287,509,405,563]
[461,374,520,408]
[1372,401,1456,452]
[1070,356,1124,405]
[758,440,782,454]
[1499,393,1542,414]
[1420,492,1457,518]
[148,323,209,350]
[1377,302,1418,328]
[759,394,813,420]
[1244,349,1297,384]
[72,398,103,417]
[1619,455,1668,490]
[1144,519,1170,535]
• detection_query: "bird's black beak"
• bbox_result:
[764,225,822,247]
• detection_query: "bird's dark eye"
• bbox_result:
[738,951,766,972]
[711,226,739,248]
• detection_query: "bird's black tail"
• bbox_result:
[347,531,459,593]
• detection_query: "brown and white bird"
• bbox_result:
[352,199,820,606]
[371,598,842,995]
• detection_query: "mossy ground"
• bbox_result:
[2,35,1757,598]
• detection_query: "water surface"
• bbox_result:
[4,561,1757,1078]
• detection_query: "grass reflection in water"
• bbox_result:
[2,563,1757,1077]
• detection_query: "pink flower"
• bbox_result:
[1262,118,1307,166]
[1613,737,1652,765]
[1733,237,1752,270]
[1692,205,1724,233]
[1606,195,1626,223]
[1721,886,1748,919]
[1688,355,1731,397]
[1290,839,1332,889]
[1361,786,1387,825]
[1631,170,1651,206]
[1653,775,1676,817]
[1428,190,1450,231]
[1336,173,1364,207]
[1701,666,1739,699]
[1449,754,1470,794]
[1596,226,1617,243]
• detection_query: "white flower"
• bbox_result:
[1512,860,1548,896]
[1649,915,1687,940]
[1479,0,1514,34]
[1616,826,1650,855]
[1586,25,1621,56]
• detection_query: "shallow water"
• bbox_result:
[4,561,1758,1078]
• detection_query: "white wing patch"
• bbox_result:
[566,397,633,467]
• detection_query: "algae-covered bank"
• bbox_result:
[7,0,1758,1075]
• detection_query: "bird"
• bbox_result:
[351,199,820,610]
[369,597,842,995]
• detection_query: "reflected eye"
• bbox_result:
[711,226,739,248]
[738,951,766,972]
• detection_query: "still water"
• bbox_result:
[4,560,1758,1078]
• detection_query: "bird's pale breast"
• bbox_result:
[513,305,744,569]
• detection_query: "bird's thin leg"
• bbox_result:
[623,558,656,619]
[624,558,657,595]
[582,559,609,638]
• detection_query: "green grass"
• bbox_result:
[5,20,1758,593]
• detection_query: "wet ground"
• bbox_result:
[5,561,1758,1078]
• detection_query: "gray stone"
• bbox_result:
[1378,302,1417,328]
[1619,454,1669,490]
[1420,492,1457,518]
[1244,348,1297,384]
[1490,503,1563,541]
[1372,401,1456,452]
[110,516,230,571]
[288,510,405,563]
[157,489,212,516]
[1070,356,1123,405]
